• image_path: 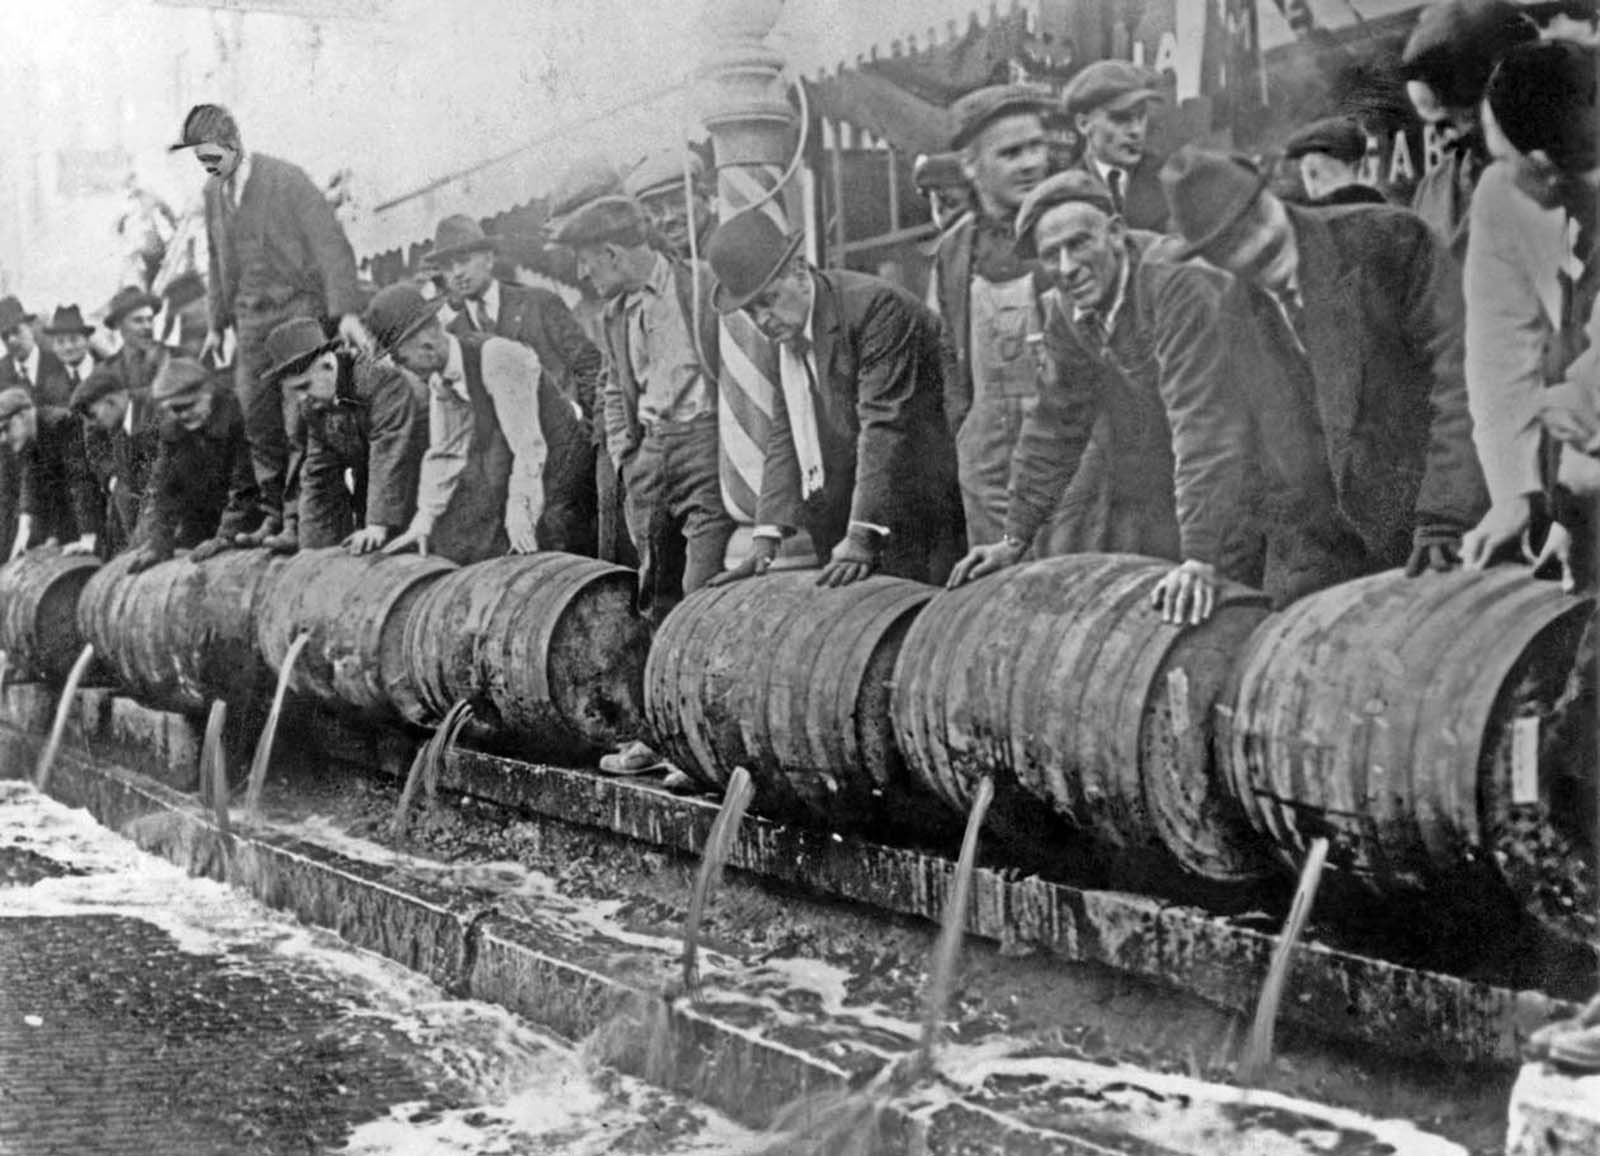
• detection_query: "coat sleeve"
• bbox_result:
[1001,312,1101,546]
[1401,218,1491,533]
[289,166,364,320]
[600,313,632,466]
[481,340,547,545]
[535,292,603,425]
[847,292,932,531]
[62,420,101,540]
[215,420,262,539]
[203,189,233,333]
[1149,264,1247,567]
[362,366,426,531]
[409,379,472,537]
[297,419,347,549]
[137,433,181,556]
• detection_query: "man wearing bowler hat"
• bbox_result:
[69,363,161,559]
[0,387,97,562]
[551,195,733,619]
[1159,147,1487,606]
[933,85,1056,552]
[370,283,550,565]
[432,213,600,556]
[1283,117,1387,207]
[43,305,101,390]
[263,316,426,554]
[0,296,71,408]
[169,102,368,546]
[947,171,1247,624]
[1064,59,1170,231]
[126,358,262,572]
[707,210,953,587]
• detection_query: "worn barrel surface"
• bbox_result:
[78,548,287,715]
[645,573,936,828]
[0,549,101,682]
[1220,567,1596,943]
[892,553,1275,890]
[256,548,457,720]
[402,552,650,760]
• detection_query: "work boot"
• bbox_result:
[234,517,282,549]
[263,525,299,555]
[597,740,665,776]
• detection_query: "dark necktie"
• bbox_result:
[789,334,819,392]
[1078,307,1108,352]
[1107,168,1125,216]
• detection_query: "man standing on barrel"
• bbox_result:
[0,388,98,561]
[263,317,427,554]
[707,210,954,587]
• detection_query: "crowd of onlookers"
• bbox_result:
[0,0,1593,698]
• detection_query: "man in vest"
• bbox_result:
[373,284,547,564]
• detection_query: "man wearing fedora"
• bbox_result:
[169,102,368,548]
[933,85,1066,553]
[551,195,733,619]
[1064,60,1171,232]
[43,305,101,391]
[0,296,71,409]
[707,210,953,587]
[1159,146,1488,605]
[94,286,174,400]
[0,387,97,562]
[946,171,1245,625]
[370,284,549,565]
[263,316,426,554]
[126,358,262,573]
[433,213,600,557]
[69,364,161,559]
[1283,117,1388,208]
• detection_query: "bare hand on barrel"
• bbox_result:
[61,534,97,557]
[706,536,778,587]
[1461,497,1530,571]
[188,537,234,563]
[343,524,391,555]
[1150,559,1218,625]
[382,524,429,558]
[817,526,879,588]
[946,536,1026,589]
[1524,520,1577,592]
[124,543,171,574]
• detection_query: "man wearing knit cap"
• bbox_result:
[551,195,733,620]
[264,316,427,554]
[0,387,97,562]
[947,171,1245,623]
[126,358,262,572]
[934,84,1052,550]
[1283,117,1387,207]
[1460,40,1600,584]
[1160,147,1487,606]
[1400,0,1538,259]
[624,149,714,259]
[170,102,369,546]
[1063,60,1169,231]
[69,362,160,559]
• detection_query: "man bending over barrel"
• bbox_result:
[262,317,427,553]
[0,387,98,561]
[370,284,548,565]
[126,358,263,572]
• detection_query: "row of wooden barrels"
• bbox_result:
[0,546,1593,948]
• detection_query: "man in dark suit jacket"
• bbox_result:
[0,296,73,408]
[1064,61,1171,232]
[432,214,600,556]
[0,388,98,561]
[706,211,954,587]
[169,103,367,542]
[69,368,162,559]
[1161,148,1489,606]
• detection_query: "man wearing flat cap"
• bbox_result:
[126,358,262,572]
[1064,60,1170,232]
[625,149,715,260]
[370,283,550,565]
[1159,146,1488,606]
[170,101,369,546]
[1283,117,1387,207]
[707,210,954,587]
[0,296,71,408]
[552,195,734,619]
[263,316,427,554]
[946,171,1247,622]
[43,305,101,392]
[934,84,1055,551]
[0,387,98,562]
[433,213,600,556]
[71,363,162,560]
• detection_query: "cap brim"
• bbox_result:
[374,297,446,359]
[950,98,1052,150]
[1103,88,1163,113]
[1174,169,1271,262]
[42,326,94,336]
[712,231,805,315]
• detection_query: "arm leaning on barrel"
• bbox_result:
[125,434,181,571]
[212,414,263,547]
[384,371,471,557]
[297,417,349,551]
[62,416,102,557]
[348,362,426,554]
[480,338,547,555]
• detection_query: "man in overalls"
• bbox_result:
[934,85,1100,553]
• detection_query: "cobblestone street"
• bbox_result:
[0,780,754,1155]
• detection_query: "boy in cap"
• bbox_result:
[169,102,369,547]
[1283,117,1387,207]
[70,365,161,559]
[432,213,600,556]
[1064,60,1170,231]
[1159,146,1487,606]
[126,358,262,572]
[946,171,1245,624]
[0,387,97,561]
[265,316,427,554]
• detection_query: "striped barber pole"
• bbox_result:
[714,163,785,523]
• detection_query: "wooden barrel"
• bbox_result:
[402,553,650,760]
[892,553,1276,892]
[644,574,938,829]
[77,548,287,715]
[1220,568,1595,945]
[0,549,100,682]
[256,548,457,720]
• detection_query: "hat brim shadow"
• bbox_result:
[1174,168,1271,263]
[712,230,805,315]
[373,297,446,361]
[265,339,341,384]
[429,240,498,265]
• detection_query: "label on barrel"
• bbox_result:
[1511,716,1540,805]
[1166,668,1190,737]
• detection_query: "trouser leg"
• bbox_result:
[670,419,736,598]
[235,313,298,524]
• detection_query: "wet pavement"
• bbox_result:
[0,780,756,1155]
